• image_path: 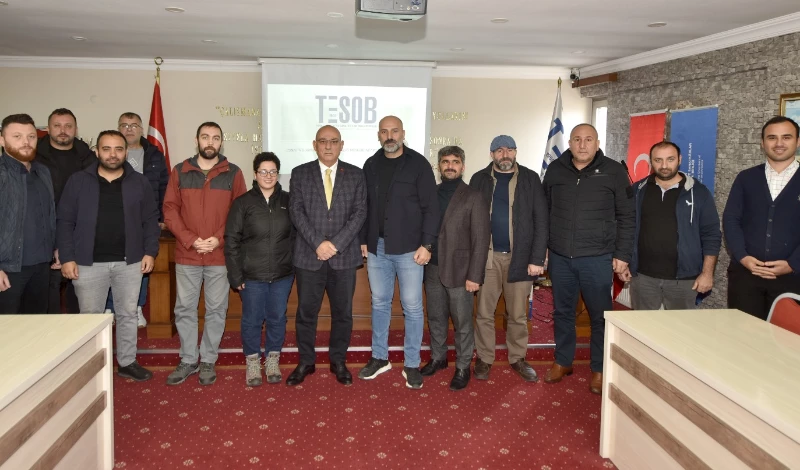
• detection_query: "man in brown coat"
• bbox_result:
[420,146,490,391]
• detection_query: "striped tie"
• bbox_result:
[324,168,333,209]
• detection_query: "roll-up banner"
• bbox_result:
[669,106,719,196]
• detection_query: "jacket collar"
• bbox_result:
[36,134,93,158]
[637,171,695,191]
[82,160,136,179]
[183,154,229,173]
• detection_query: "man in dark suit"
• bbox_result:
[420,146,490,391]
[287,125,367,386]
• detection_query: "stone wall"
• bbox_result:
[581,32,800,308]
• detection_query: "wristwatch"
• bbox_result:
[422,244,433,253]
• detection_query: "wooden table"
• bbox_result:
[0,315,114,470]
[601,309,800,469]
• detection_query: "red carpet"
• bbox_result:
[113,363,615,469]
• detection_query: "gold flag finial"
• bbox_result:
[154,56,163,83]
[557,77,562,88]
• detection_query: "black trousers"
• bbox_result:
[48,269,80,313]
[728,262,800,321]
[294,263,356,365]
[0,262,50,314]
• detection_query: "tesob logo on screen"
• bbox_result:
[316,95,377,124]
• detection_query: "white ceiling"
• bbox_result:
[0,0,799,68]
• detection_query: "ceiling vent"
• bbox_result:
[356,0,427,21]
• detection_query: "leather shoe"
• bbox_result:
[286,364,315,386]
[330,362,353,385]
[590,372,603,395]
[420,359,448,376]
[449,368,470,391]
[510,359,539,382]
[474,358,492,380]
[543,363,573,384]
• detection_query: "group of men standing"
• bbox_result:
[1,107,798,395]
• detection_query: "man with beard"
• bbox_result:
[723,116,800,320]
[57,130,159,381]
[0,114,56,314]
[469,135,548,383]
[542,124,634,395]
[102,112,169,328]
[286,125,367,386]
[36,108,95,313]
[618,141,720,310]
[420,146,489,391]
[163,122,247,386]
[358,115,439,390]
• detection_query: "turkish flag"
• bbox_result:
[626,112,666,182]
[147,81,171,169]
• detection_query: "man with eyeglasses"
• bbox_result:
[103,112,169,327]
[469,135,548,384]
[36,108,95,313]
[286,125,367,386]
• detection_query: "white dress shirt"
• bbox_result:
[765,159,799,200]
[319,159,339,188]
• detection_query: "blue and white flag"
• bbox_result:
[541,81,565,178]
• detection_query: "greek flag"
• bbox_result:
[541,82,565,178]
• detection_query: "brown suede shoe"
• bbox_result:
[510,359,539,382]
[543,363,574,384]
[590,372,603,395]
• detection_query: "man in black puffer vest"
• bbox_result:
[36,108,95,314]
[542,123,634,395]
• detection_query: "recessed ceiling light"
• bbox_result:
[648,21,667,28]
[490,18,509,24]
[165,7,185,13]
[450,47,465,52]
[572,50,585,54]
[202,39,217,43]
[348,61,357,65]
[71,36,87,41]
[326,43,338,48]
[327,12,344,18]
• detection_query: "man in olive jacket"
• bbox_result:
[541,123,634,395]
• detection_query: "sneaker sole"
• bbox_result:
[165,368,199,386]
[401,370,423,389]
[358,363,392,380]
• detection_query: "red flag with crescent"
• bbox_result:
[147,80,171,169]
[626,112,666,181]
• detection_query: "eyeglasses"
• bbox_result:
[316,138,341,146]
[256,169,279,177]
[118,123,142,131]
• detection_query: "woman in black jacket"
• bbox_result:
[224,152,295,386]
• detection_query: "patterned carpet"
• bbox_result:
[113,363,615,470]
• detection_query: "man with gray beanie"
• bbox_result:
[468,135,548,383]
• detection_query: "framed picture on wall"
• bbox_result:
[779,93,800,157]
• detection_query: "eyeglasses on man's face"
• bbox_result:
[316,138,341,147]
[118,123,142,131]
[256,169,279,177]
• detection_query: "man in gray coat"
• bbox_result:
[421,146,490,391]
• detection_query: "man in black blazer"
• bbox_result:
[421,146,490,391]
[287,125,367,386]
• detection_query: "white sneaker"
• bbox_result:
[137,306,147,328]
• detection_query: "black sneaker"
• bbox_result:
[402,367,423,389]
[358,357,391,380]
[117,361,153,382]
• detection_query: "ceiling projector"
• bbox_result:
[356,0,427,21]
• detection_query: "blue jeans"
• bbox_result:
[367,238,424,367]
[239,275,294,357]
[549,252,612,373]
[105,273,149,312]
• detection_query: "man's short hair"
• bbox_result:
[570,123,598,136]
[196,121,223,139]
[253,152,280,172]
[97,130,128,149]
[649,141,681,158]
[48,108,77,124]
[761,116,800,139]
[1,113,36,135]
[119,112,142,123]
[438,145,465,163]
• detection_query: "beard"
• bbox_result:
[655,167,679,181]
[382,139,400,153]
[440,169,461,181]
[51,133,74,147]
[198,145,220,160]
[99,157,124,171]
[493,157,514,172]
[5,144,36,163]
